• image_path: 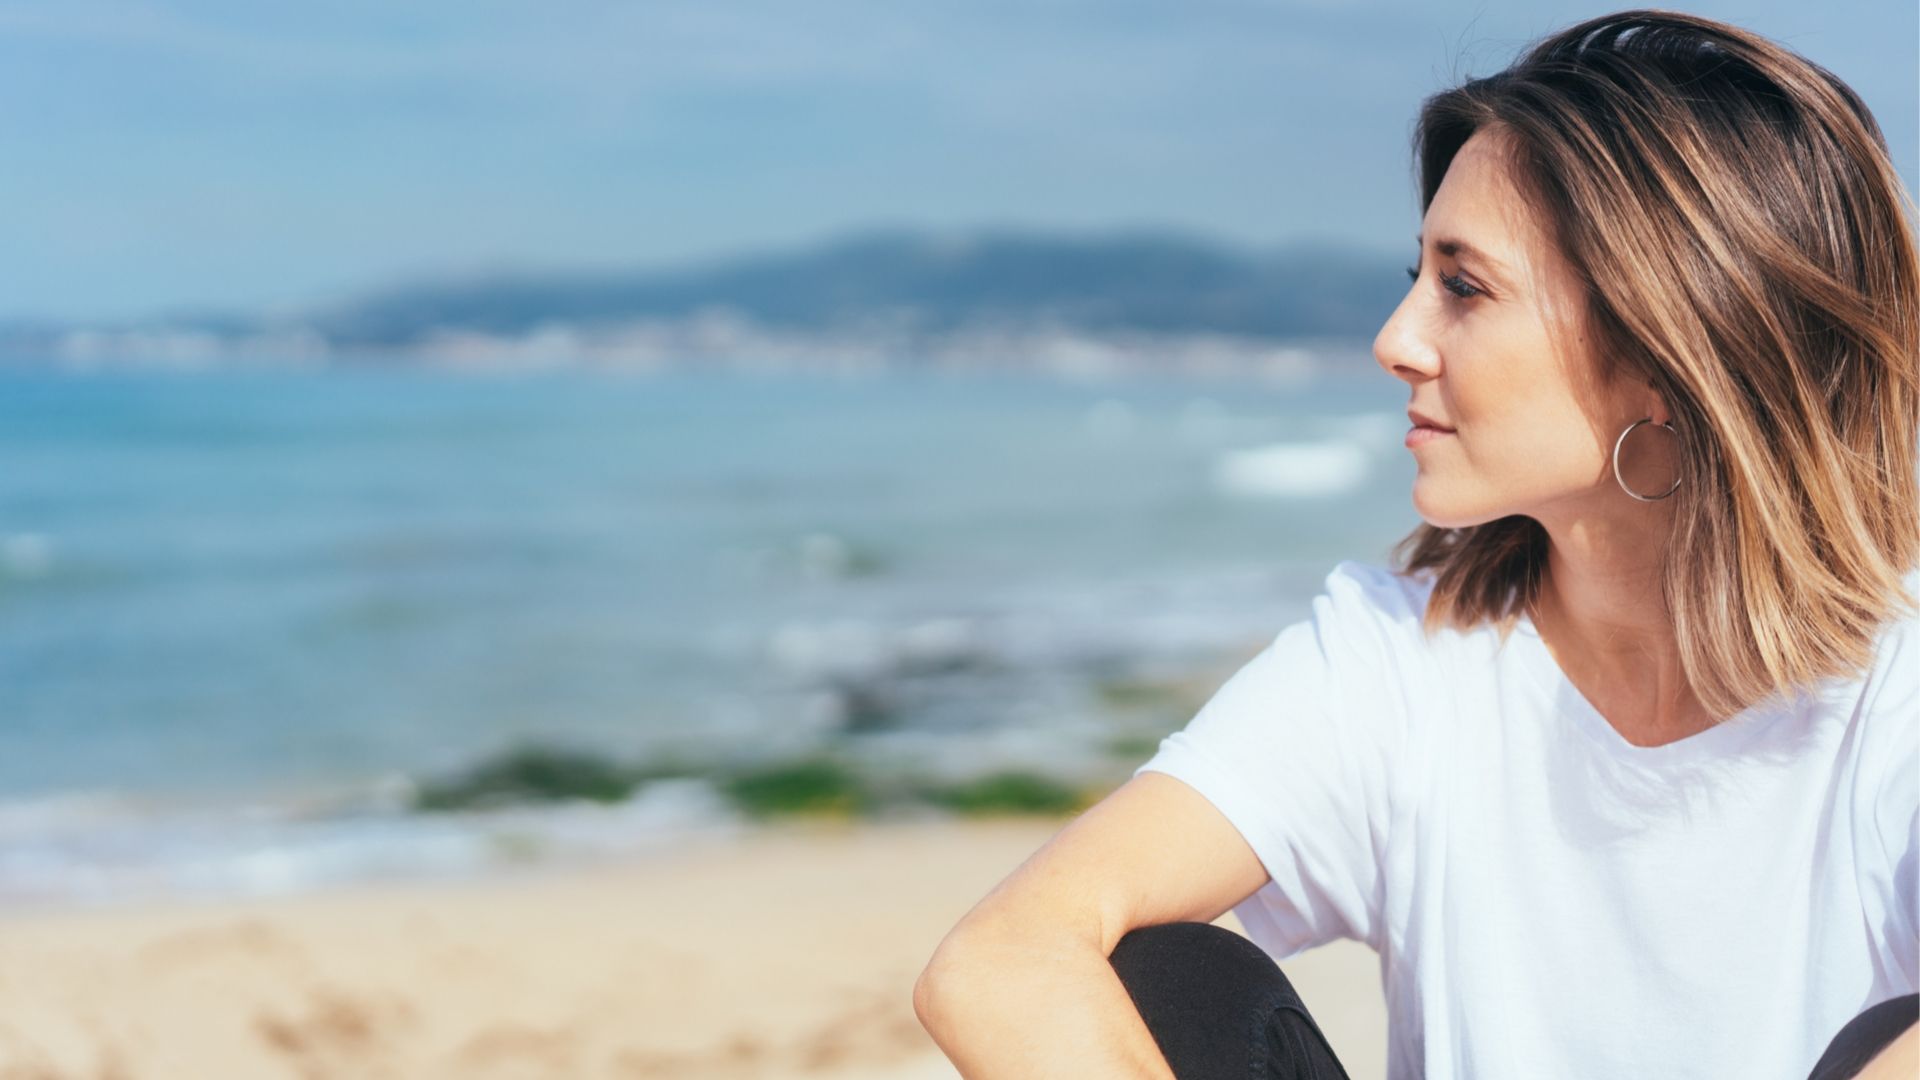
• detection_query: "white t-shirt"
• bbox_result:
[1133,559,1919,1080]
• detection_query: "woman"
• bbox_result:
[914,9,1918,1079]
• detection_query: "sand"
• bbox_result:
[0,818,1387,1079]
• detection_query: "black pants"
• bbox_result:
[1109,921,1919,1080]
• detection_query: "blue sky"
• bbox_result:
[0,0,1913,321]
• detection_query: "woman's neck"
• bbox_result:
[1528,509,1722,745]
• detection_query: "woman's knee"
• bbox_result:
[1108,923,1293,1060]
[1109,923,1344,1080]
[1807,993,1920,1080]
[1110,921,1296,1006]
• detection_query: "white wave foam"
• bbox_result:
[0,781,745,911]
[766,614,987,683]
[1212,440,1370,498]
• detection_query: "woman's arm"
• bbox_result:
[916,921,1178,1079]
[914,772,1272,1078]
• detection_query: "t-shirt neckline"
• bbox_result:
[1509,612,1795,767]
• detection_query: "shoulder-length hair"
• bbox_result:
[1390,9,1920,718]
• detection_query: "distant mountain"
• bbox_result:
[310,227,1406,347]
[0,227,1408,371]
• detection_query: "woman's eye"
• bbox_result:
[1405,264,1481,300]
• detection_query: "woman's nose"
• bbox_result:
[1372,293,1441,384]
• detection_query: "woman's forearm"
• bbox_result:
[915,923,1177,1079]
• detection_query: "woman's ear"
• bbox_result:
[1646,381,1670,427]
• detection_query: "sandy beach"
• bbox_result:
[0,817,1386,1079]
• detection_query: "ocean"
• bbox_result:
[0,361,1422,908]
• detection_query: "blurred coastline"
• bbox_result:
[0,229,1405,378]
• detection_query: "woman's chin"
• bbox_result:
[1409,479,1453,526]
[1410,480,1496,530]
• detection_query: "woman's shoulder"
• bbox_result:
[1318,559,1443,636]
[1311,559,1527,698]
[1857,565,1920,718]
[1295,560,1469,683]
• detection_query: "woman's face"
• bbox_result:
[1372,126,1661,529]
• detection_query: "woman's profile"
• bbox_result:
[913,9,1919,1079]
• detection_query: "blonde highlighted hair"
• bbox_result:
[1390,9,1920,718]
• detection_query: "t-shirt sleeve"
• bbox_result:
[1861,587,1920,992]
[1130,559,1419,959]
[1886,803,1919,992]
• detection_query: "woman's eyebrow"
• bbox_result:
[1413,232,1514,283]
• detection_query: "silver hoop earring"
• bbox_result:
[1612,418,1681,501]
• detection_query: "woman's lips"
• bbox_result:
[1405,425,1456,448]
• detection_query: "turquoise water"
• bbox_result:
[0,363,1422,903]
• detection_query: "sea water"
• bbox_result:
[0,361,1421,906]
